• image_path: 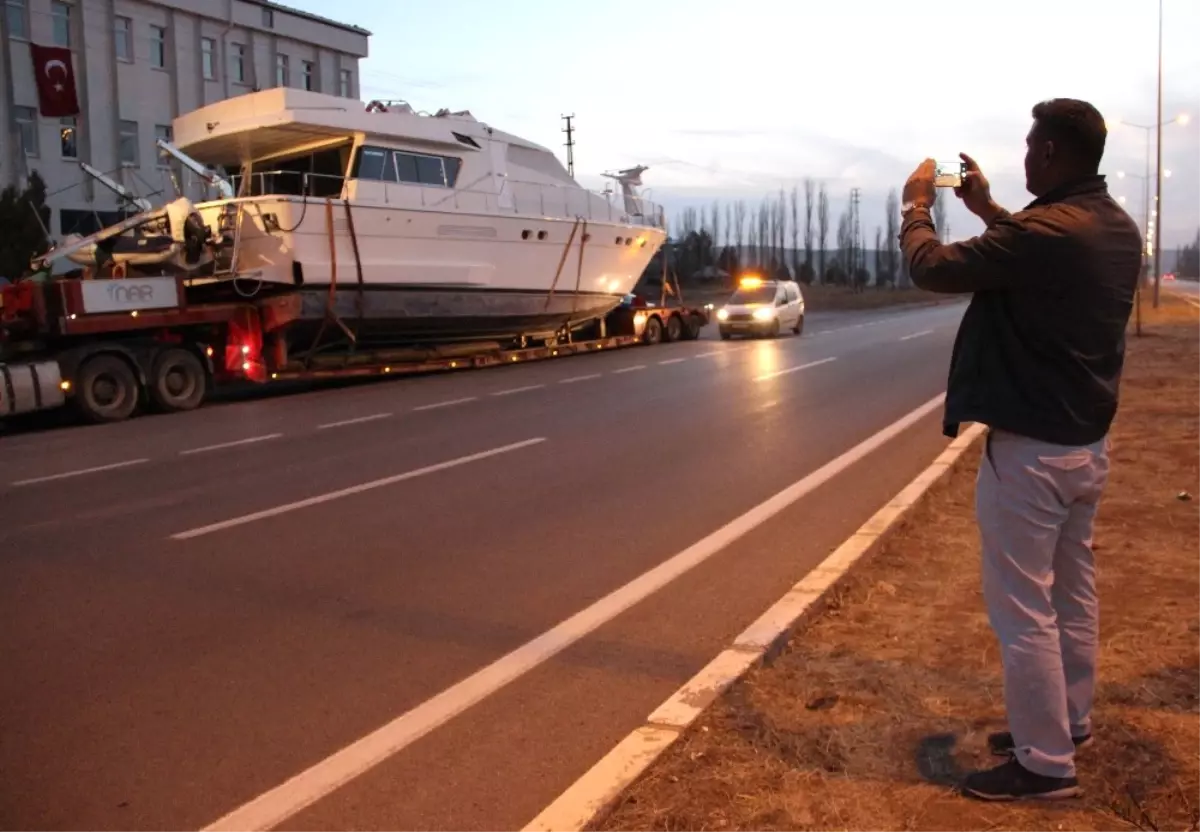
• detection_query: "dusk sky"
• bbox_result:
[291,0,1199,247]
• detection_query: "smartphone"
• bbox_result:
[934,160,965,189]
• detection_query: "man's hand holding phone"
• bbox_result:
[954,152,1005,225]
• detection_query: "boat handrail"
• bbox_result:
[222,170,666,228]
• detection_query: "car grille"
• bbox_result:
[726,313,753,322]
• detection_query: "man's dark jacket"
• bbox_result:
[900,176,1143,446]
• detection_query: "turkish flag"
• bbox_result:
[29,43,80,117]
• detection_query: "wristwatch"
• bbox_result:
[901,200,931,217]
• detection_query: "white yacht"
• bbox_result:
[128,88,666,348]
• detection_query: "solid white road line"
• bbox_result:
[178,434,284,456]
[754,356,837,382]
[559,374,602,384]
[900,329,934,341]
[200,394,946,832]
[11,458,150,487]
[171,438,545,542]
[491,384,546,397]
[412,397,477,412]
[317,413,393,430]
[612,365,645,374]
[658,357,688,365]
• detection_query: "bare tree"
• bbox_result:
[789,185,800,281]
[733,200,747,267]
[934,189,948,243]
[874,227,883,287]
[816,183,829,283]
[803,179,815,282]
[884,189,900,287]
[757,199,770,269]
[710,200,721,254]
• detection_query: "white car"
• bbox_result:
[716,276,805,339]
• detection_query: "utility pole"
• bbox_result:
[561,114,575,178]
[1152,0,1164,308]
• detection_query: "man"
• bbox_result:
[898,98,1143,801]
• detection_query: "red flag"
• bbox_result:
[29,43,80,117]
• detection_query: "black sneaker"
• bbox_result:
[987,730,1093,757]
[961,757,1081,801]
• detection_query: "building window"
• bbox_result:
[119,119,138,166]
[114,16,132,61]
[339,68,352,98]
[60,117,77,158]
[50,0,70,47]
[154,125,172,165]
[262,6,273,27]
[201,37,216,79]
[275,54,288,87]
[301,60,314,91]
[15,106,38,157]
[230,42,246,83]
[5,0,28,40]
[150,24,167,68]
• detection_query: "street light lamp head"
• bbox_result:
[1118,195,1128,204]
[1117,171,1127,178]
[1164,169,1172,178]
[1178,113,1191,126]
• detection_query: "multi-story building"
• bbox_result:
[0,0,368,244]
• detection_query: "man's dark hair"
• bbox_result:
[1031,98,1107,173]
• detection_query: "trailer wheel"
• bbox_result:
[681,314,703,340]
[664,314,683,342]
[75,354,140,423]
[149,348,207,412]
[642,315,664,345]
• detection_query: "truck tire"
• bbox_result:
[642,316,663,345]
[149,347,207,412]
[75,354,140,423]
[681,314,703,340]
[664,314,683,342]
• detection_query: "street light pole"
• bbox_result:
[1153,0,1164,307]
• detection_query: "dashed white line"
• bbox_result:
[412,397,477,412]
[317,412,393,430]
[201,395,947,832]
[172,437,546,542]
[754,356,837,381]
[658,357,688,365]
[12,458,150,487]
[179,434,283,456]
[612,365,646,374]
[491,384,545,397]
[900,329,934,341]
[559,373,602,384]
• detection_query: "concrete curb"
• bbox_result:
[523,421,988,832]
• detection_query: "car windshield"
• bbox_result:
[728,285,776,304]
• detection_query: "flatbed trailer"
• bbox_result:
[0,275,711,424]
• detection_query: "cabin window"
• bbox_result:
[350,146,462,189]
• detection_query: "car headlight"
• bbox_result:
[716,308,729,321]
[633,311,648,326]
[752,308,774,321]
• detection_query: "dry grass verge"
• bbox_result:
[597,295,1199,831]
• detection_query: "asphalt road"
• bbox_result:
[1,301,968,831]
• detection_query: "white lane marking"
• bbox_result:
[179,434,283,456]
[200,394,946,832]
[658,357,688,365]
[559,373,602,384]
[172,438,546,542]
[695,345,750,358]
[491,384,545,397]
[900,329,935,341]
[317,413,392,430]
[612,365,646,374]
[754,356,837,382]
[412,396,477,412]
[12,458,150,487]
